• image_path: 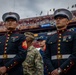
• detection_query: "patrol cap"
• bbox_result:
[37,35,47,41]
[2,12,20,22]
[54,8,73,20]
[24,32,35,40]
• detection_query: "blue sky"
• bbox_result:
[0,0,76,21]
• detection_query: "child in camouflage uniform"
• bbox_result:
[22,32,44,75]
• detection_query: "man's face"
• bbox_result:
[55,16,69,30]
[5,18,18,30]
[38,40,46,47]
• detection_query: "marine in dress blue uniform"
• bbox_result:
[44,8,76,75]
[0,12,27,75]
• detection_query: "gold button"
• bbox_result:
[14,62,16,64]
[57,55,62,59]
[58,47,60,50]
[58,43,60,46]
[8,34,10,36]
[59,34,61,36]
[3,54,7,59]
[6,40,8,42]
[58,40,61,42]
[67,65,69,67]
[7,37,9,39]
[7,67,9,69]
[48,72,50,74]
[66,40,68,42]
[58,51,60,53]
[5,47,7,49]
[59,36,61,38]
[50,42,52,44]
[4,51,6,53]
[6,44,8,46]
[70,62,72,64]
[58,55,61,58]
[11,64,13,66]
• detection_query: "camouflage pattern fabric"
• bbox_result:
[22,45,44,75]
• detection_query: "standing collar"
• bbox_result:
[57,29,67,33]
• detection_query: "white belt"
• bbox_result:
[0,54,16,59]
[51,54,70,60]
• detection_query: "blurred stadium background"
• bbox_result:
[0,10,76,48]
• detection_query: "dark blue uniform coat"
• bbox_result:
[0,32,27,75]
[39,49,48,75]
[44,30,76,75]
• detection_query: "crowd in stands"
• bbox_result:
[0,8,76,75]
[0,10,76,33]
